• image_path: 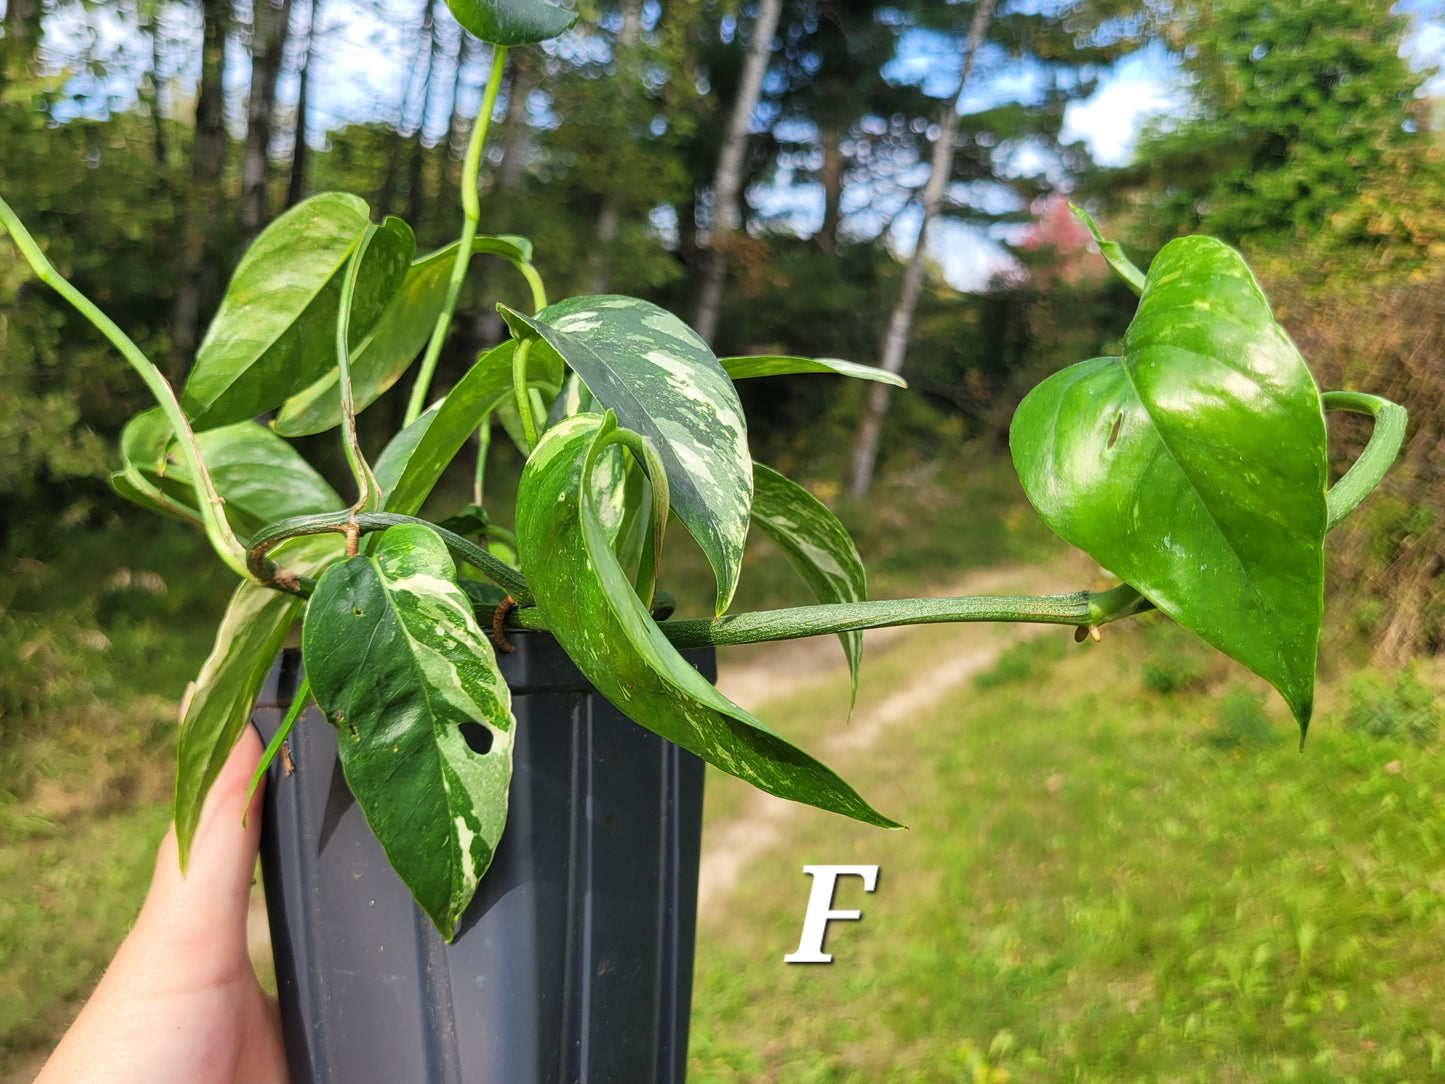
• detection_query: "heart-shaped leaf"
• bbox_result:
[1010,236,1328,728]
[175,534,343,864]
[445,0,577,45]
[751,463,867,709]
[302,523,515,939]
[182,197,411,429]
[516,414,898,828]
[501,295,752,613]
[120,408,342,537]
[273,234,537,436]
[720,354,905,387]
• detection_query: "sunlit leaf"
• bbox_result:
[516,414,899,828]
[751,463,867,709]
[1010,236,1328,729]
[182,196,411,429]
[302,523,514,939]
[120,408,343,538]
[720,354,906,387]
[273,233,537,436]
[501,295,752,613]
[174,534,343,865]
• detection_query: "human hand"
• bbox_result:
[36,727,288,1084]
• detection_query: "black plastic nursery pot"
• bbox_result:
[251,631,713,1084]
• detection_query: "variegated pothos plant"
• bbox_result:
[0,0,1408,939]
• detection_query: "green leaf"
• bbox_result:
[1009,236,1328,729]
[1070,204,1146,296]
[273,234,536,436]
[182,195,412,429]
[175,534,343,865]
[380,340,529,515]
[120,408,343,538]
[751,463,867,709]
[516,414,899,828]
[720,354,906,387]
[501,295,752,614]
[302,523,515,940]
[445,0,577,46]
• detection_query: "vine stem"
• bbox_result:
[0,196,250,578]
[404,45,509,427]
[337,223,382,512]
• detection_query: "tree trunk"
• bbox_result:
[844,0,996,499]
[691,0,784,347]
[818,121,843,249]
[0,0,41,90]
[169,0,232,382]
[284,0,314,210]
[403,0,440,230]
[241,0,294,241]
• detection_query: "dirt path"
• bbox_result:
[698,560,1078,922]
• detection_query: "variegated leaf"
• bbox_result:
[302,523,515,939]
[175,534,344,864]
[516,414,899,828]
[500,295,752,613]
[751,463,867,709]
[720,354,906,387]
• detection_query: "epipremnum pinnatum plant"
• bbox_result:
[0,0,1410,940]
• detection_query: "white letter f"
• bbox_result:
[783,864,879,964]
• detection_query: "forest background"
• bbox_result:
[5,0,1445,1077]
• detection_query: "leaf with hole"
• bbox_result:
[1009,235,1328,730]
[516,413,898,828]
[302,523,515,939]
[501,295,752,613]
[182,197,411,429]
[751,463,867,709]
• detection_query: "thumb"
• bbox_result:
[145,727,267,943]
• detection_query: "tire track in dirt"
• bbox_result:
[698,561,1079,922]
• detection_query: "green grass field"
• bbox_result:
[688,620,1445,1083]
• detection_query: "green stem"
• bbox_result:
[1322,391,1407,530]
[494,591,1098,648]
[519,261,548,313]
[248,511,532,604]
[404,45,509,427]
[473,417,491,506]
[0,196,250,578]
[244,675,311,821]
[511,337,539,451]
[337,223,382,512]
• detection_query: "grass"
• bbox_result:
[688,616,1445,1082]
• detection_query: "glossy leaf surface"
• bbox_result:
[1010,236,1328,727]
[121,408,342,537]
[720,354,906,387]
[379,340,523,515]
[273,234,536,436]
[175,534,343,864]
[183,197,412,429]
[302,524,514,939]
[516,414,898,828]
[502,295,752,613]
[751,463,867,708]
[445,0,576,45]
